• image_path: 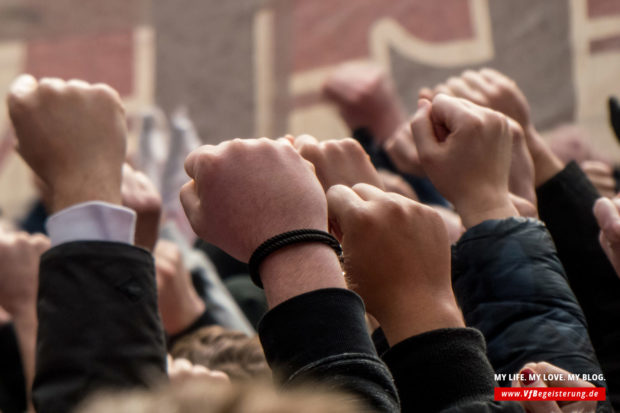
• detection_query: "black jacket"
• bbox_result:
[33,242,168,413]
[537,161,620,409]
[452,217,611,411]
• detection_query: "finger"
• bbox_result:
[208,370,231,383]
[531,362,594,388]
[418,87,434,101]
[581,160,613,175]
[445,77,483,103]
[433,84,453,97]
[514,366,563,413]
[293,134,320,150]
[411,99,442,161]
[67,79,91,89]
[171,358,193,372]
[461,70,496,97]
[509,193,538,218]
[593,197,620,244]
[8,74,38,100]
[183,145,216,178]
[39,77,66,90]
[326,184,364,241]
[179,180,203,232]
[351,183,387,201]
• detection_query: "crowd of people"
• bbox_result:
[0,61,619,413]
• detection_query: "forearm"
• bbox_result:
[258,288,400,412]
[383,328,523,413]
[260,243,346,308]
[12,307,36,405]
[452,218,606,389]
[33,242,167,413]
[526,125,564,188]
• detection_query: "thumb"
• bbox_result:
[326,184,363,242]
[594,197,620,244]
[411,99,442,163]
[515,367,562,413]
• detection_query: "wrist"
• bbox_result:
[50,176,122,213]
[524,125,564,187]
[163,289,206,335]
[260,242,346,308]
[455,193,519,228]
[378,294,464,346]
[11,303,36,327]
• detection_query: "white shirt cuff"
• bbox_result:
[46,201,136,247]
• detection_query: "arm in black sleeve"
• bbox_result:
[383,328,523,413]
[258,288,400,413]
[537,161,620,408]
[33,241,167,413]
[452,218,611,410]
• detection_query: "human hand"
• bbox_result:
[0,227,49,397]
[0,228,49,316]
[7,75,127,213]
[509,193,538,219]
[512,362,596,413]
[593,196,620,278]
[182,138,347,307]
[293,135,383,191]
[122,163,162,251]
[383,119,425,177]
[322,63,405,144]
[581,160,616,199]
[411,95,519,228]
[377,169,418,201]
[421,69,562,187]
[167,356,230,386]
[181,138,327,262]
[155,240,205,335]
[327,183,464,345]
[421,68,531,129]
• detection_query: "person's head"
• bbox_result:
[79,380,369,413]
[170,325,270,382]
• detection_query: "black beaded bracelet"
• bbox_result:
[248,229,343,288]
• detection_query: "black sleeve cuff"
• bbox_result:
[383,328,498,412]
[258,288,376,378]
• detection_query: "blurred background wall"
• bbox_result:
[0,0,619,219]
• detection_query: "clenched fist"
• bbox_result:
[421,69,562,187]
[411,95,519,228]
[0,228,49,316]
[122,163,162,251]
[322,63,405,144]
[327,183,464,344]
[292,135,383,191]
[180,138,327,262]
[7,75,127,212]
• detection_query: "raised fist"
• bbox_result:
[155,240,205,335]
[411,95,518,228]
[292,135,383,191]
[594,196,620,278]
[421,68,531,130]
[7,75,127,212]
[0,228,49,316]
[180,138,327,262]
[122,163,162,251]
[327,183,463,344]
[383,119,425,177]
[420,68,562,187]
[322,63,405,144]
